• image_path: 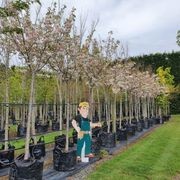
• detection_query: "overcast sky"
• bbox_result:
[38,0,180,57]
[2,0,180,57]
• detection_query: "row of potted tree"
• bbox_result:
[0,0,172,179]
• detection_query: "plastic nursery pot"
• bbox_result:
[17,125,26,137]
[36,124,49,133]
[121,119,127,129]
[155,117,160,124]
[29,136,46,159]
[116,128,127,141]
[52,122,60,131]
[53,146,76,171]
[136,121,143,132]
[55,134,74,148]
[9,154,44,180]
[92,127,102,137]
[0,144,15,168]
[148,118,154,127]
[144,120,150,129]
[131,118,138,125]
[91,136,102,155]
[139,119,145,129]
[99,132,116,148]
[126,124,136,136]
[54,134,66,148]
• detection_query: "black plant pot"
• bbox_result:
[36,124,49,133]
[126,124,136,136]
[139,119,145,128]
[0,145,15,167]
[131,118,137,125]
[17,125,26,137]
[9,154,44,180]
[149,118,154,127]
[155,117,160,124]
[55,134,74,148]
[144,120,150,129]
[121,119,128,129]
[92,127,102,137]
[91,137,102,155]
[29,136,46,159]
[136,122,143,132]
[52,122,60,131]
[99,132,116,148]
[53,146,76,171]
[116,129,127,141]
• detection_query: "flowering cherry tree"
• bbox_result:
[0,0,67,159]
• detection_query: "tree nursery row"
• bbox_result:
[0,1,173,179]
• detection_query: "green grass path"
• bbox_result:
[88,115,180,180]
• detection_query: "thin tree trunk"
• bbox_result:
[42,104,45,124]
[125,90,128,119]
[4,51,9,150]
[89,86,94,121]
[39,105,43,122]
[96,88,101,122]
[75,78,78,115]
[24,71,35,160]
[31,76,36,143]
[57,75,63,133]
[112,94,116,133]
[53,90,56,122]
[22,104,26,127]
[129,93,132,123]
[1,105,4,129]
[65,81,70,152]
[119,96,122,129]
[104,89,110,133]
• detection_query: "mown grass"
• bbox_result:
[88,115,180,180]
[1,127,73,155]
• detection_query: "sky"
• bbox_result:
[38,0,180,57]
[1,0,180,57]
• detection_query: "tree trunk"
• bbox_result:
[53,90,56,122]
[24,71,35,160]
[56,75,63,133]
[129,92,132,123]
[39,105,43,122]
[65,81,70,152]
[105,90,111,133]
[75,78,78,115]
[112,94,116,133]
[1,105,4,129]
[31,75,36,143]
[89,86,94,121]
[4,51,9,150]
[96,88,101,122]
[125,90,128,119]
[119,96,122,129]
[22,104,26,127]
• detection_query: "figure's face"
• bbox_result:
[78,106,89,118]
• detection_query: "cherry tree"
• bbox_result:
[0,0,66,159]
[47,5,79,152]
[0,0,27,151]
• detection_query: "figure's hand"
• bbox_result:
[78,131,84,139]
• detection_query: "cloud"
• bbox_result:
[60,0,180,55]
[1,0,180,56]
